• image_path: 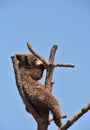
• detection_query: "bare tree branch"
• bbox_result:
[11,55,40,123]
[54,63,74,68]
[59,103,90,130]
[11,55,22,87]
[45,45,58,91]
[49,45,58,64]
[27,42,48,67]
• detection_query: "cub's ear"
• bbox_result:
[16,54,21,61]
[15,54,27,68]
[16,54,25,62]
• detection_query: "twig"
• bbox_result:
[60,103,90,130]
[54,63,74,68]
[27,42,48,67]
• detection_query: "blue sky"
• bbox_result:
[0,0,90,130]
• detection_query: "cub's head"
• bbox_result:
[16,54,45,80]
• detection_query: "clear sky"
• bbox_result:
[0,0,90,130]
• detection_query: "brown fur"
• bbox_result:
[16,54,62,127]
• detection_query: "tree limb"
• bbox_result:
[59,103,90,130]
[27,42,48,67]
[45,45,58,91]
[11,55,22,87]
[54,63,74,68]
[11,55,40,123]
